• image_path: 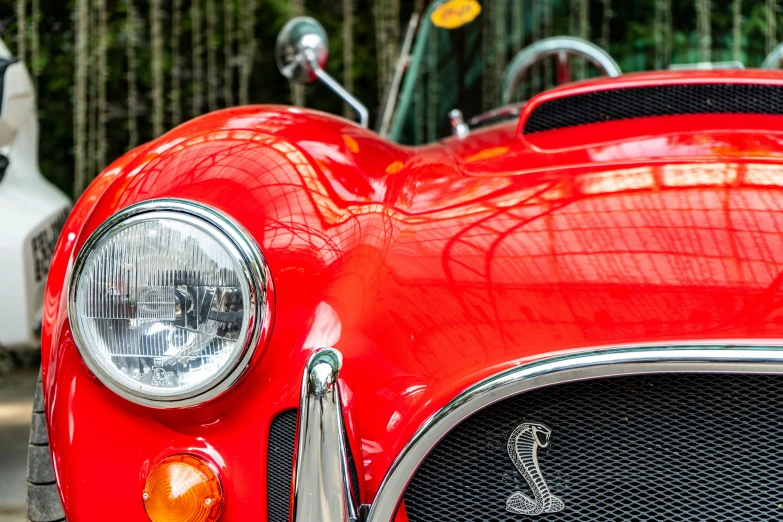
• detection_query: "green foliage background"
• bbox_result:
[0,0,779,196]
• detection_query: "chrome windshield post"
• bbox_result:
[292,348,361,522]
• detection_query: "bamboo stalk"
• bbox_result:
[497,0,510,90]
[374,0,399,107]
[126,0,139,148]
[768,0,777,54]
[192,0,204,117]
[514,0,526,99]
[151,0,164,136]
[224,0,234,106]
[664,0,672,65]
[511,0,524,53]
[568,0,576,36]
[239,0,258,105]
[374,1,388,102]
[733,0,742,61]
[342,0,354,118]
[531,0,540,93]
[74,0,89,196]
[600,0,611,51]
[482,0,495,111]
[575,0,589,79]
[236,0,243,99]
[206,0,218,111]
[88,0,97,176]
[172,0,182,125]
[542,0,552,89]
[654,0,666,69]
[697,0,712,62]
[97,0,107,168]
[388,0,400,98]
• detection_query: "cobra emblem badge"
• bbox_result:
[506,422,565,516]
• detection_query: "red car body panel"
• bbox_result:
[42,71,783,520]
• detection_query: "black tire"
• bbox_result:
[26,369,65,522]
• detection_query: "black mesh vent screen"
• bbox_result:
[523,83,783,133]
[267,410,297,522]
[404,374,783,521]
[345,431,362,502]
[267,409,362,521]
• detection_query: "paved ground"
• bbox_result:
[0,368,37,522]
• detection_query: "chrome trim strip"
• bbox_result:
[67,198,273,408]
[292,348,360,522]
[366,344,783,521]
[501,36,622,105]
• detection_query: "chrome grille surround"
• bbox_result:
[365,342,783,522]
[406,373,783,520]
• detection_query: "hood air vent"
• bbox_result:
[522,83,783,134]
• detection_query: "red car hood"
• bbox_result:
[42,82,783,518]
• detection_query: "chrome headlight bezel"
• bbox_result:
[67,198,272,408]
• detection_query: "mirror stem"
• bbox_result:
[304,49,369,129]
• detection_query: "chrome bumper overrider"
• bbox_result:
[293,343,783,522]
[292,348,361,522]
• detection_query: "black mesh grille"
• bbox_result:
[523,83,783,133]
[267,410,297,522]
[403,374,783,521]
[267,409,362,521]
[345,431,362,502]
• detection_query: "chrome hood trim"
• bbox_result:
[365,342,783,521]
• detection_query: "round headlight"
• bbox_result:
[68,199,271,407]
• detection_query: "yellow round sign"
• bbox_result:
[430,0,482,30]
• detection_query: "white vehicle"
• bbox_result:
[0,40,70,350]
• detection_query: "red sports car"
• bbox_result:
[28,2,783,522]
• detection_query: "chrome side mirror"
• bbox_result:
[276,16,369,128]
[276,16,328,84]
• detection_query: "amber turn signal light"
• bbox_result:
[143,454,224,522]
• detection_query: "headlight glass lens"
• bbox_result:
[73,212,254,402]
